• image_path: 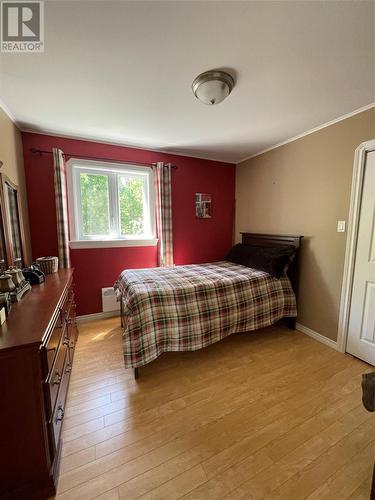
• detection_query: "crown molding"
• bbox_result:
[0,98,19,126]
[3,97,374,166]
[237,102,375,165]
[20,127,235,165]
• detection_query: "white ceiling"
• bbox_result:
[0,1,374,163]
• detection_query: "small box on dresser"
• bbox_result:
[0,269,78,500]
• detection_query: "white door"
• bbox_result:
[347,151,375,365]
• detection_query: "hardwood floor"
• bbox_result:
[55,318,374,500]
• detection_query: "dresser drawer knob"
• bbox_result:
[63,336,69,347]
[53,371,62,385]
[55,405,64,422]
[65,363,72,374]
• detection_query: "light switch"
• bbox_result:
[337,220,346,233]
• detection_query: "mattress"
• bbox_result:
[114,261,297,368]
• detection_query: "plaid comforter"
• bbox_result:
[114,261,297,368]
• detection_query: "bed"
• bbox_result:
[114,233,303,377]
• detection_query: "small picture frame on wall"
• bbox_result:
[195,193,212,219]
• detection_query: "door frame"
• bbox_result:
[337,139,375,352]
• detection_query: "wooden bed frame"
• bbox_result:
[241,232,303,299]
[121,233,303,380]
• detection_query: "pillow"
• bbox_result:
[225,243,296,278]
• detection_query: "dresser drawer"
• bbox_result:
[44,320,65,376]
[49,355,70,456]
[45,321,70,370]
[61,291,74,322]
[46,342,68,416]
[70,301,78,344]
[43,287,73,376]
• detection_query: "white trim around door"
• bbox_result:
[337,139,375,353]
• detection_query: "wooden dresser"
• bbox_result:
[0,269,78,500]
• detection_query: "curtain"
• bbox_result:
[154,162,174,267]
[53,148,71,268]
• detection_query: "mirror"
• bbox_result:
[0,205,7,273]
[5,182,24,268]
[0,173,26,269]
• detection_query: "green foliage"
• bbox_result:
[79,172,144,237]
[80,173,110,236]
[119,175,144,235]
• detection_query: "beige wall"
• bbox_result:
[236,108,375,341]
[0,107,32,264]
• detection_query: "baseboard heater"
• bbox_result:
[102,287,120,313]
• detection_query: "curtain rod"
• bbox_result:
[29,148,177,169]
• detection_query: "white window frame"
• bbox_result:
[67,158,157,249]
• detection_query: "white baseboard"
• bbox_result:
[296,322,338,351]
[76,311,120,323]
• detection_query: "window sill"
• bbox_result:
[69,238,158,249]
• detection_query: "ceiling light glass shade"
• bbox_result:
[192,70,234,105]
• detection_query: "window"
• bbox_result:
[67,159,156,248]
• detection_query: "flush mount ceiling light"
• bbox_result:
[192,70,235,105]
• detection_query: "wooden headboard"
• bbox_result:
[241,233,303,296]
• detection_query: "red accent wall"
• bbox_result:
[22,132,235,315]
